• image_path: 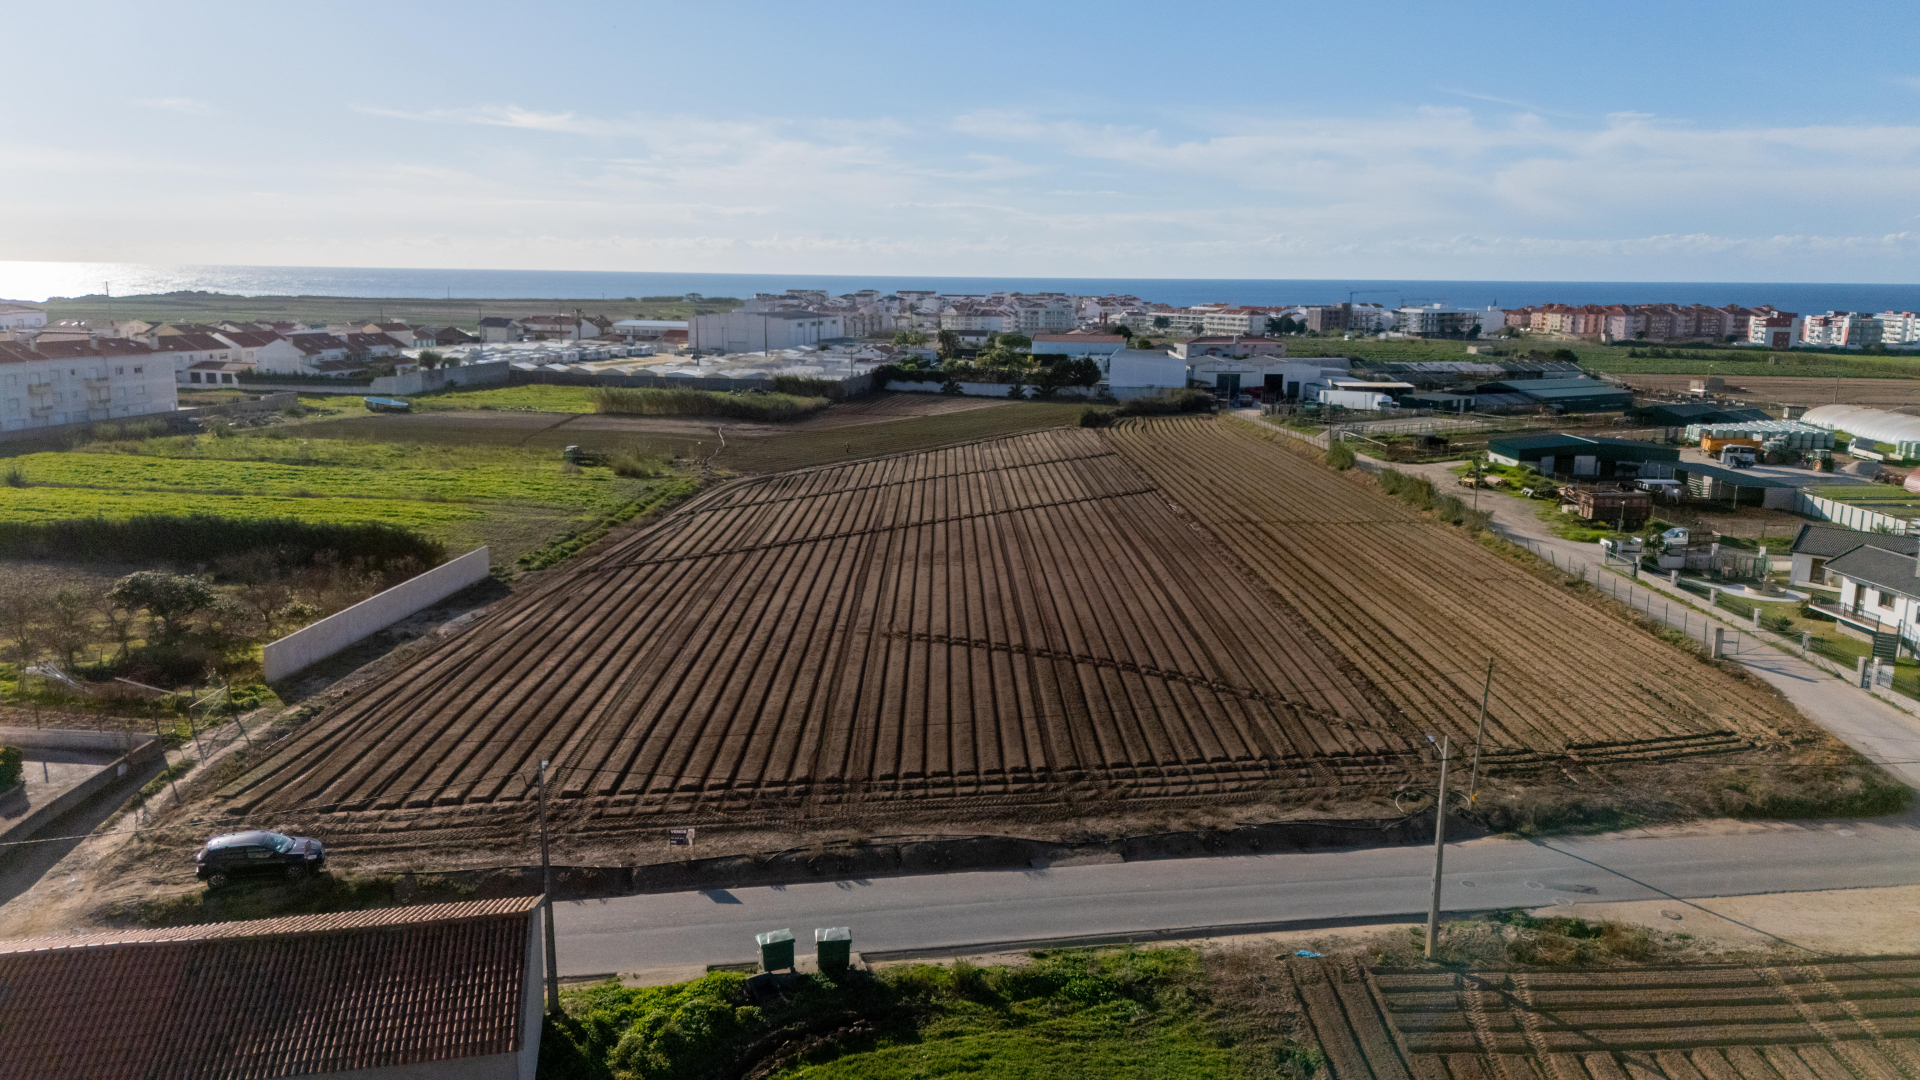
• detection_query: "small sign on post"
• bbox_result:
[668,827,696,847]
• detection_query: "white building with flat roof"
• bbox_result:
[0,302,47,332]
[689,310,844,353]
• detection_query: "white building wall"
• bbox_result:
[0,353,175,432]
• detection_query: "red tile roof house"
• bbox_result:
[0,897,545,1080]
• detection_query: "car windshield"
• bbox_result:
[268,833,294,853]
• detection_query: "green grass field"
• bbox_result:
[542,948,1274,1080]
[1809,484,1920,522]
[406,384,603,412]
[0,432,685,568]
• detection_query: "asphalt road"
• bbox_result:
[554,813,1920,976]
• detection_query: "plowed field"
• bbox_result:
[1303,957,1920,1080]
[214,416,1805,839]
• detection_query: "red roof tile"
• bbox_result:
[0,897,540,1079]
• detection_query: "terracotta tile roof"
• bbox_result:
[34,338,156,360]
[288,333,350,356]
[154,333,231,352]
[0,340,40,365]
[0,897,541,1079]
[217,331,285,348]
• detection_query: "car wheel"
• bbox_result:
[206,871,229,891]
[284,863,307,883]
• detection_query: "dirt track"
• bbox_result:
[206,418,1809,848]
[1296,955,1920,1080]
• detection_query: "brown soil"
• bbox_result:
[1620,374,1920,411]
[176,417,1837,864]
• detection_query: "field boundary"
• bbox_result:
[262,546,491,682]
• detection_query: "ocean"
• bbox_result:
[3,261,1915,314]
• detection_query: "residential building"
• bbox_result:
[1875,311,1920,347]
[515,315,590,341]
[1746,308,1803,350]
[182,360,253,385]
[279,332,354,375]
[1030,332,1127,358]
[0,338,175,431]
[0,301,47,331]
[214,330,303,371]
[938,301,1015,333]
[344,331,402,358]
[478,316,521,342]
[154,333,241,378]
[1008,294,1077,333]
[1815,534,1920,656]
[1171,336,1286,360]
[1394,304,1489,338]
[688,310,845,353]
[432,326,479,346]
[609,319,689,343]
[0,896,545,1080]
[1801,311,1882,349]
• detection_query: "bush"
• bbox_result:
[1324,441,1356,470]
[3,463,23,487]
[1078,407,1115,428]
[590,387,828,422]
[0,514,444,570]
[1115,388,1214,417]
[0,746,22,793]
[770,374,844,399]
[609,449,671,478]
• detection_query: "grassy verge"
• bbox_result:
[542,946,1303,1080]
[409,385,603,413]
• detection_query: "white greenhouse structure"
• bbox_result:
[1802,405,1920,460]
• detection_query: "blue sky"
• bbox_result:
[6,0,1919,281]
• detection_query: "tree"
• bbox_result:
[110,572,218,642]
[890,329,928,348]
[1152,316,1172,330]
[0,583,45,669]
[1111,324,1134,341]
[43,585,96,668]
[936,329,961,360]
[999,333,1032,351]
[417,349,446,370]
[1466,323,1481,340]
[1267,315,1301,335]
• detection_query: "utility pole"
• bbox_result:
[1425,734,1451,959]
[539,760,559,1014]
[1469,660,1492,803]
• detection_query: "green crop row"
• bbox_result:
[0,486,483,529]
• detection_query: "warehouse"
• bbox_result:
[1476,377,1634,412]
[1487,433,1679,478]
[1637,402,1772,427]
[1671,462,1800,509]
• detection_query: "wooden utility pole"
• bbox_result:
[1425,734,1451,959]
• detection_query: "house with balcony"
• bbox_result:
[1809,534,1920,659]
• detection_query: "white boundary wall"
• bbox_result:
[263,547,490,682]
[1797,492,1913,535]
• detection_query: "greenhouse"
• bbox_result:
[1803,405,1920,460]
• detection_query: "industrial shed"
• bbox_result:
[1637,402,1772,427]
[0,896,546,1080]
[1478,377,1633,412]
[1672,462,1800,509]
[1487,433,1679,478]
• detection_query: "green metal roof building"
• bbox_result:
[1487,432,1679,478]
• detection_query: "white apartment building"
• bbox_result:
[1876,311,1920,347]
[153,333,240,377]
[939,304,1014,333]
[0,338,176,432]
[0,302,47,332]
[688,310,844,353]
[1393,305,1491,337]
[1746,310,1803,350]
[1801,311,1883,349]
[1008,295,1076,333]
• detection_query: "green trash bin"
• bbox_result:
[756,928,795,972]
[815,927,851,974]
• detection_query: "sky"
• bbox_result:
[5,0,1919,282]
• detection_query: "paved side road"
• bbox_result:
[554,815,1920,976]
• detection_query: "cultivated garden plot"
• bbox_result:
[1106,417,1801,765]
[1300,955,1920,1080]
[216,428,1407,831]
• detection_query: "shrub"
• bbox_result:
[0,514,443,570]
[610,450,671,478]
[1115,388,1214,417]
[1324,441,1356,470]
[769,374,843,399]
[590,387,828,423]
[1078,407,1115,428]
[3,463,23,487]
[110,572,219,641]
[0,746,22,793]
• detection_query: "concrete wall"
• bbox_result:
[263,547,491,683]
[886,380,1095,399]
[0,728,161,847]
[505,369,873,397]
[1798,492,1912,535]
[369,361,512,396]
